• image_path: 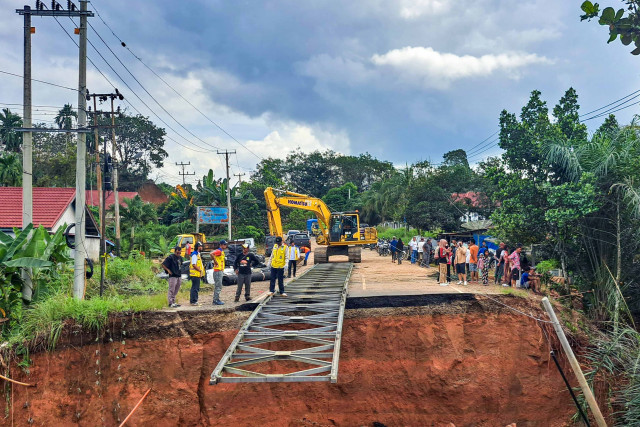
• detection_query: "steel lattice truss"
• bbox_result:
[210,263,353,384]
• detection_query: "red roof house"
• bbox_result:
[0,187,101,259]
[85,190,139,208]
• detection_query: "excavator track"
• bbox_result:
[314,246,328,264]
[347,246,361,263]
[210,263,353,384]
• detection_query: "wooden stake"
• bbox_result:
[119,388,151,427]
[542,297,607,427]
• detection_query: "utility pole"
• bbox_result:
[21,5,34,301]
[217,150,236,241]
[91,97,102,233]
[234,172,245,186]
[111,97,121,256]
[17,1,94,300]
[87,91,123,296]
[75,0,89,299]
[175,161,195,185]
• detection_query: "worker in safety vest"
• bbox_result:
[268,236,287,296]
[210,240,228,305]
[286,242,300,278]
[189,242,205,305]
[301,245,311,266]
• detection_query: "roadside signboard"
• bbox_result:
[197,206,229,224]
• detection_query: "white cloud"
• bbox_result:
[371,46,552,88]
[398,0,450,19]
[244,122,351,160]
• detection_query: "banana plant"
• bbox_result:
[0,224,71,328]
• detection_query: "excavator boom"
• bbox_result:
[264,187,377,264]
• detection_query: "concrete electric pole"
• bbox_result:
[16,1,94,300]
[75,0,89,299]
[217,150,236,241]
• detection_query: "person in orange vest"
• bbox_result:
[301,245,311,266]
[210,240,228,305]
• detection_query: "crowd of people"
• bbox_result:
[382,236,540,292]
[161,237,312,308]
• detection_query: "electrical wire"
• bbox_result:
[0,69,79,92]
[91,0,264,162]
[50,13,210,155]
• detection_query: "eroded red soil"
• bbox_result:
[5,309,576,426]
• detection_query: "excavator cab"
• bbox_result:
[329,213,360,243]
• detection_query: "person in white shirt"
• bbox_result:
[286,242,300,278]
[417,238,425,263]
[409,237,418,264]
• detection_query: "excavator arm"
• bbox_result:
[264,187,332,241]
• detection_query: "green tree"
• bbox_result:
[54,104,77,130]
[107,112,168,191]
[120,196,158,252]
[323,182,360,213]
[0,153,22,187]
[0,108,22,153]
[581,1,640,54]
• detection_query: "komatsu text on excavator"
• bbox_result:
[264,187,378,263]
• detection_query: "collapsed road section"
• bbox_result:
[210,262,352,384]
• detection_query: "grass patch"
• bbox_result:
[499,287,529,298]
[8,292,166,351]
[85,254,166,297]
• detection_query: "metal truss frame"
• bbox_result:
[210,262,353,384]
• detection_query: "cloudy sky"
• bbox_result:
[1,0,639,186]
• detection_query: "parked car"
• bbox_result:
[264,235,277,257]
[286,230,300,242]
[292,233,311,250]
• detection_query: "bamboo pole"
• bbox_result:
[542,297,607,427]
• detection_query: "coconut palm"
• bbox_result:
[54,104,77,130]
[0,108,23,153]
[119,196,157,252]
[0,153,22,187]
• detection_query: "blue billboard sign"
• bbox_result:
[197,206,229,224]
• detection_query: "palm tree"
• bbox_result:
[545,119,640,329]
[54,104,77,130]
[120,196,157,252]
[0,108,23,153]
[0,153,22,187]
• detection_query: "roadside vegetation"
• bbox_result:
[1,2,640,419]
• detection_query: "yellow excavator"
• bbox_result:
[264,187,378,263]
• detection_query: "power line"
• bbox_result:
[86,19,222,152]
[90,0,264,162]
[51,15,211,155]
[0,69,78,92]
[579,89,640,118]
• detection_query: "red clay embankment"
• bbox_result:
[5,300,577,426]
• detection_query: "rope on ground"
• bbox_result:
[119,388,151,427]
[0,373,35,387]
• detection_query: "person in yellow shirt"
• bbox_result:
[189,242,205,305]
[210,239,228,305]
[268,236,287,296]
